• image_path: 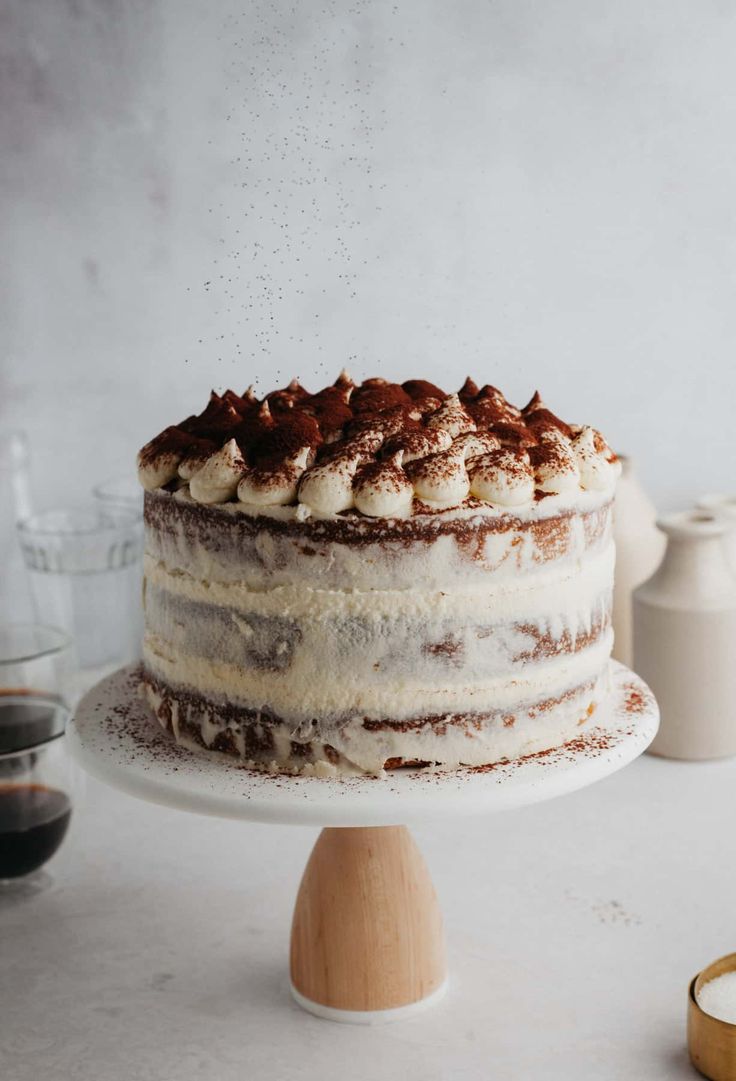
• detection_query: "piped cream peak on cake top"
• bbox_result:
[137,375,620,518]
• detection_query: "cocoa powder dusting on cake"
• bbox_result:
[513,611,611,663]
[144,490,612,567]
[529,514,574,563]
[138,375,615,525]
[526,408,573,439]
[351,383,413,414]
[458,376,479,400]
[402,379,447,401]
[622,682,655,715]
[98,667,642,782]
[302,386,353,437]
[250,414,321,465]
[138,426,197,468]
[354,459,407,495]
[423,634,465,665]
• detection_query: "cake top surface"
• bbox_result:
[137,373,619,519]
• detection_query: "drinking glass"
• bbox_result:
[0,431,33,619]
[17,507,144,698]
[92,478,145,666]
[0,698,75,896]
[0,624,78,896]
[92,474,143,515]
[0,624,72,701]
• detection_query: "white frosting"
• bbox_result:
[142,477,615,773]
[391,428,453,464]
[140,388,620,519]
[144,665,610,775]
[144,630,611,735]
[237,447,311,507]
[483,391,521,422]
[178,450,210,481]
[469,449,535,506]
[137,447,181,491]
[142,525,614,714]
[452,431,501,461]
[144,542,614,626]
[344,430,384,459]
[353,457,414,518]
[297,455,360,514]
[150,486,612,590]
[534,431,581,495]
[572,427,621,492]
[189,439,246,504]
[410,450,470,504]
[426,394,476,439]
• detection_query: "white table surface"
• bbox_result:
[2,751,728,1081]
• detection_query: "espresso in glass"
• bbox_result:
[0,695,73,889]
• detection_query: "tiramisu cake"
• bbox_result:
[137,374,620,775]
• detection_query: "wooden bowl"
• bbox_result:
[689,954,736,1079]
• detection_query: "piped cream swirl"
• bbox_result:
[426,394,476,439]
[572,427,621,491]
[237,446,311,507]
[408,449,470,504]
[532,431,581,495]
[298,455,361,514]
[189,439,246,504]
[353,455,414,517]
[469,448,535,506]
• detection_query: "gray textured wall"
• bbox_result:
[2,0,735,509]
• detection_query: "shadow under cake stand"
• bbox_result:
[68,660,658,1024]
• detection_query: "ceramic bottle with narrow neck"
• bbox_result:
[634,510,736,760]
[612,456,665,668]
[697,493,736,573]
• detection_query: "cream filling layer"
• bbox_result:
[143,543,614,624]
[145,499,613,593]
[143,663,611,774]
[142,628,613,725]
[329,665,612,772]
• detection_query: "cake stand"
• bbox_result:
[68,661,658,1024]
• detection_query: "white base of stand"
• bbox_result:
[290,979,449,1025]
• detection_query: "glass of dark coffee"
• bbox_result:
[0,696,74,893]
[0,625,77,895]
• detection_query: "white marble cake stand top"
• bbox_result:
[67,660,658,826]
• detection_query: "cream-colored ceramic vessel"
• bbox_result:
[698,493,736,575]
[612,456,665,668]
[634,510,736,760]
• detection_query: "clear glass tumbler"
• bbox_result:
[17,507,144,697]
[0,624,78,896]
[91,479,144,668]
[92,474,143,516]
[0,624,73,701]
[0,431,33,620]
[0,696,75,895]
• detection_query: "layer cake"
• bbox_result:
[137,375,620,775]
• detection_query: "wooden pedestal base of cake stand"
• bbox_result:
[68,661,658,1024]
[290,825,447,1021]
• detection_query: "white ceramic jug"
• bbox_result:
[612,456,665,668]
[634,510,736,760]
[697,493,736,574]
